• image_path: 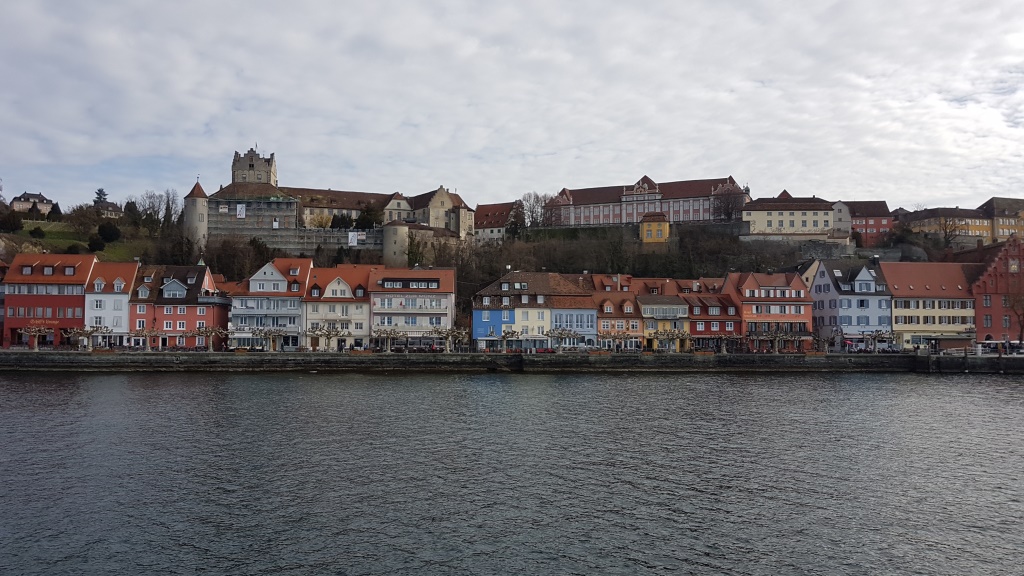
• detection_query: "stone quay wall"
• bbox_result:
[2,350,1022,375]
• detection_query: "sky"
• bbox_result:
[2,1,1023,213]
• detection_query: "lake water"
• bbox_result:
[1,371,1022,575]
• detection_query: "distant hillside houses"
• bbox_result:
[9,192,54,216]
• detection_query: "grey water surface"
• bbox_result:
[1,371,1022,575]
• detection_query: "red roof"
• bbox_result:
[6,254,97,285]
[551,175,739,206]
[475,201,516,228]
[878,263,972,298]
[184,182,208,200]
[87,261,140,293]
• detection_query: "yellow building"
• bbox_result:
[639,212,670,243]
[901,207,991,244]
[637,295,690,351]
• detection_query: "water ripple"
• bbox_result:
[2,372,1023,575]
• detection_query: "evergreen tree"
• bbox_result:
[26,201,42,221]
[122,200,142,228]
[0,209,23,233]
[354,201,383,229]
[87,234,106,252]
[94,188,108,204]
[98,221,122,243]
[46,202,63,222]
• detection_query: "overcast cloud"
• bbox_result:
[1,0,1022,212]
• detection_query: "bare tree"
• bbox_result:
[64,203,102,235]
[521,192,553,227]
[938,215,967,248]
[711,183,748,222]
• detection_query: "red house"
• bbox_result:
[967,235,1024,346]
[683,292,743,351]
[3,254,97,348]
[129,264,231,350]
[846,201,892,248]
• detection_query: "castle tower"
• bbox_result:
[183,181,209,250]
[232,147,277,185]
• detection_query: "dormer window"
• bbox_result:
[138,286,150,298]
[22,266,32,275]
[289,268,299,276]
[43,266,54,276]
[624,305,633,313]
[94,280,105,291]
[604,305,613,313]
[501,282,510,291]
[290,283,300,292]
[187,276,197,284]
[114,281,124,293]
[65,266,75,275]
[355,288,364,297]
[144,276,153,282]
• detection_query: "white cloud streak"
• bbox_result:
[1,0,1022,211]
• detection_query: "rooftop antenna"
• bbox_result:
[196,174,200,183]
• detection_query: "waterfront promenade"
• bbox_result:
[1,349,1021,374]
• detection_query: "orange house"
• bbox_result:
[721,271,813,352]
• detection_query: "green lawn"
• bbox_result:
[11,222,154,262]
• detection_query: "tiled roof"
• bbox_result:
[744,192,835,212]
[902,207,984,222]
[639,212,668,223]
[307,264,377,299]
[283,187,390,210]
[550,176,738,206]
[133,265,211,305]
[878,263,972,297]
[368,267,456,294]
[475,202,516,228]
[479,271,591,298]
[845,201,891,217]
[12,192,53,204]
[593,292,642,318]
[976,197,1024,218]
[209,182,297,201]
[6,254,97,285]
[184,182,208,200]
[88,261,139,293]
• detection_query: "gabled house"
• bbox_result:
[721,271,813,352]
[129,264,230,350]
[684,293,742,352]
[879,262,976,351]
[636,294,690,351]
[3,254,97,348]
[474,201,519,244]
[801,258,893,351]
[304,264,374,350]
[226,258,312,350]
[845,201,892,248]
[10,192,54,216]
[86,261,139,347]
[963,235,1024,346]
[594,291,643,350]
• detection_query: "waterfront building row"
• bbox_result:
[0,254,455,351]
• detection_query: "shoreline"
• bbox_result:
[1,350,1020,374]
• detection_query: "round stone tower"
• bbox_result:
[183,181,209,250]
